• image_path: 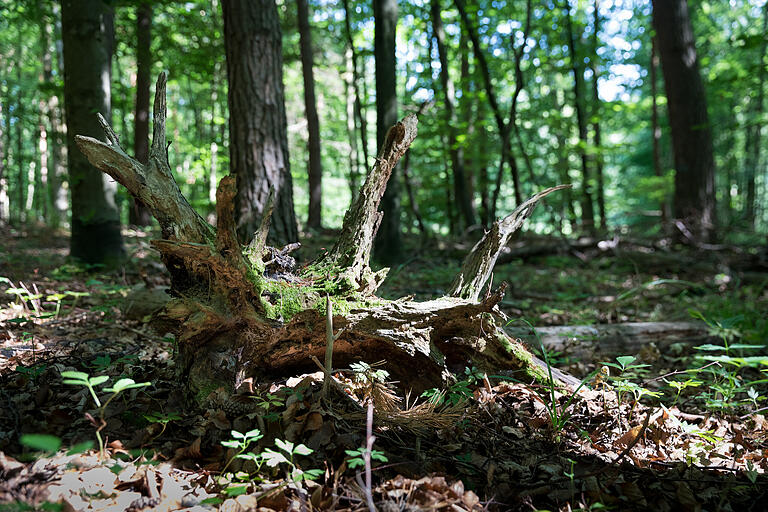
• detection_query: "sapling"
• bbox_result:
[61,370,150,458]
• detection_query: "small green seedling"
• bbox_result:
[220,429,264,476]
[262,439,324,484]
[345,447,388,469]
[61,371,150,457]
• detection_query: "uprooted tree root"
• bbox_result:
[76,71,568,411]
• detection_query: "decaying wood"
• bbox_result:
[75,73,568,405]
[319,113,419,294]
[449,184,570,300]
[505,321,713,360]
[75,73,213,245]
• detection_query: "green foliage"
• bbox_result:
[19,434,61,454]
[60,370,151,457]
[344,446,388,469]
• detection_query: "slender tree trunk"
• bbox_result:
[15,61,25,225]
[743,1,767,227]
[459,30,476,213]
[372,0,402,264]
[344,47,360,196]
[563,0,595,233]
[401,145,426,236]
[342,0,369,170]
[222,0,298,246]
[652,0,716,242]
[62,0,124,263]
[552,87,576,232]
[590,0,606,231]
[0,100,5,223]
[455,0,522,216]
[40,12,67,229]
[650,34,668,228]
[37,104,49,222]
[130,1,153,226]
[297,0,323,229]
[208,0,223,213]
[431,0,475,230]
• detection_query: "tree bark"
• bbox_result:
[222,0,299,246]
[651,0,716,242]
[130,1,153,227]
[373,0,402,264]
[431,0,475,230]
[297,0,323,230]
[62,0,124,264]
[563,0,595,234]
[743,1,767,227]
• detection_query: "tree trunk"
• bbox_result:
[76,73,565,408]
[61,0,124,264]
[651,0,716,242]
[0,100,5,223]
[650,34,669,228]
[297,0,323,230]
[341,0,370,173]
[459,30,477,220]
[431,0,475,230]
[743,1,767,227]
[15,61,25,226]
[40,8,68,229]
[344,47,360,196]
[222,0,299,246]
[454,0,522,215]
[130,1,153,227]
[564,0,595,234]
[373,0,402,264]
[590,0,606,231]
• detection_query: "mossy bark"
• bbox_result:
[76,73,564,404]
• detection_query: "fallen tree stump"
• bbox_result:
[76,72,568,404]
[505,321,714,361]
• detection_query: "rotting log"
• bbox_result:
[75,73,568,406]
[505,321,714,360]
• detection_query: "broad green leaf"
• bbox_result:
[89,375,110,386]
[261,449,288,467]
[20,434,62,453]
[61,371,89,380]
[222,485,248,497]
[616,356,636,368]
[67,441,95,455]
[274,438,292,453]
[292,443,313,456]
[244,429,262,439]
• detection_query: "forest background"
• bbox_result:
[1,0,766,252]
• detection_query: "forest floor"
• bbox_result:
[1,225,768,511]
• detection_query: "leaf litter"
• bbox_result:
[1,226,767,511]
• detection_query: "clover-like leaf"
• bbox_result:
[292,443,313,456]
[274,438,293,454]
[261,448,289,467]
